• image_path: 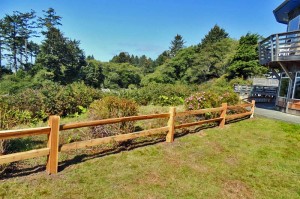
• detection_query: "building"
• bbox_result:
[259,0,300,115]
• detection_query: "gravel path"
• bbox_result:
[254,103,300,124]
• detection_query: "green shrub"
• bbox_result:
[157,95,184,106]
[185,91,239,110]
[41,81,102,116]
[0,97,32,160]
[120,83,197,106]
[88,96,139,137]
[11,89,47,121]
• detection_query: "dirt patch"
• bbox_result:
[222,180,253,199]
[137,172,166,187]
[198,131,207,137]
[206,141,225,153]
[224,156,239,166]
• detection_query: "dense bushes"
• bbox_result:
[185,91,239,110]
[88,96,138,137]
[0,82,102,127]
[39,81,102,116]
[120,83,197,106]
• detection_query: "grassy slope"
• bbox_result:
[0,117,299,199]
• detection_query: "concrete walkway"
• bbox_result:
[254,103,300,124]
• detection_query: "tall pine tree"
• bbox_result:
[228,33,266,79]
[198,25,228,50]
[169,34,185,57]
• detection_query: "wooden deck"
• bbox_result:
[259,30,300,67]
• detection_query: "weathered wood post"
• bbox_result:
[250,100,255,118]
[46,115,60,174]
[166,107,176,143]
[219,103,227,128]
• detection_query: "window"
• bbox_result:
[288,16,300,31]
[279,77,290,97]
[293,72,300,99]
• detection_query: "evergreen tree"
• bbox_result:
[80,59,104,88]
[86,55,95,60]
[2,12,23,72]
[36,27,86,83]
[227,33,267,79]
[155,50,170,66]
[0,19,5,68]
[198,25,228,49]
[1,10,37,71]
[110,52,131,63]
[38,8,62,32]
[169,34,185,57]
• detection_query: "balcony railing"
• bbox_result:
[259,30,300,65]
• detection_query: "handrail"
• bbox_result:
[60,113,170,131]
[259,30,300,64]
[0,127,51,140]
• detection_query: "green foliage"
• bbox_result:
[185,39,237,84]
[35,27,86,84]
[40,81,102,116]
[80,59,104,88]
[141,64,176,85]
[0,66,12,78]
[169,34,185,57]
[120,83,197,106]
[146,36,237,85]
[157,95,184,106]
[0,73,37,95]
[228,33,267,79]
[154,50,170,66]
[88,96,138,136]
[10,89,46,120]
[0,97,32,130]
[0,82,102,124]
[198,24,229,49]
[102,62,141,89]
[228,77,252,87]
[184,90,239,110]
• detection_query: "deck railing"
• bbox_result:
[259,30,300,65]
[0,101,255,175]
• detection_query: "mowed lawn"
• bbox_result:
[0,117,299,199]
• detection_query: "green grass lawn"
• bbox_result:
[0,117,299,199]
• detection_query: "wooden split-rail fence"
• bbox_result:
[0,101,255,174]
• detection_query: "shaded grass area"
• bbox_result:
[0,117,299,198]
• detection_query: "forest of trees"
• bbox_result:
[0,8,267,94]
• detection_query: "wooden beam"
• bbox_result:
[60,126,169,152]
[219,103,227,128]
[250,100,255,118]
[176,107,223,118]
[227,103,252,109]
[60,113,170,131]
[271,68,280,80]
[0,148,50,165]
[46,116,60,175]
[278,61,294,80]
[225,112,252,120]
[175,118,222,129]
[166,107,176,143]
[0,127,50,140]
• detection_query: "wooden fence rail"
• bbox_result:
[0,100,255,174]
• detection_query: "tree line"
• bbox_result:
[0,8,267,94]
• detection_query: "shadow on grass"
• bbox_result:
[0,116,250,180]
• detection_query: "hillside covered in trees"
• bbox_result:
[0,8,267,92]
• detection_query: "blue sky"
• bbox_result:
[1,0,286,61]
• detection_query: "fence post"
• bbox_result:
[219,103,227,128]
[46,115,60,174]
[250,100,255,118]
[166,107,176,143]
